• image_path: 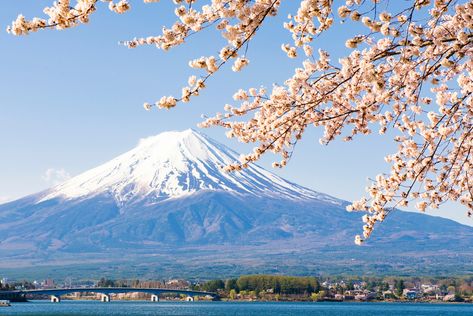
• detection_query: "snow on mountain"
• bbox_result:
[38,129,338,205]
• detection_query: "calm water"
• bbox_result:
[2,301,473,316]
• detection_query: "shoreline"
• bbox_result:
[15,298,473,305]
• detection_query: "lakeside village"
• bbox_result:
[1,275,473,303]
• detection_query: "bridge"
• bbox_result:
[0,288,219,303]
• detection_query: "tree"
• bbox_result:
[225,278,239,292]
[235,275,317,295]
[447,285,457,294]
[229,289,237,300]
[316,290,326,301]
[346,281,355,291]
[380,282,390,292]
[201,279,225,292]
[310,292,318,301]
[394,279,405,297]
[440,284,448,295]
[97,277,115,288]
[8,1,473,242]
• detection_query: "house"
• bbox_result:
[443,294,458,302]
[354,292,377,301]
[334,294,344,301]
[421,284,439,294]
[344,290,364,296]
[343,295,355,300]
[354,294,366,301]
[353,282,364,290]
[165,279,190,289]
[42,279,55,289]
[403,288,420,300]
[382,290,396,299]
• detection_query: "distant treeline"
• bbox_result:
[0,280,35,291]
[194,275,320,295]
[191,275,473,301]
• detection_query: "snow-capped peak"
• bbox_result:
[39,129,338,204]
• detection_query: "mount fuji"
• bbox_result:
[1,129,473,278]
[37,129,333,204]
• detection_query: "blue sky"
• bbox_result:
[0,1,471,226]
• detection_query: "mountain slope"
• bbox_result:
[38,129,333,203]
[0,129,472,277]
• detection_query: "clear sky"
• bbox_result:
[0,1,471,226]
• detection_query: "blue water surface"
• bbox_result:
[2,301,473,316]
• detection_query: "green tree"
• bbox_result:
[346,281,355,291]
[394,279,405,297]
[229,289,237,300]
[447,286,456,295]
[310,293,319,301]
[236,275,319,295]
[97,278,115,288]
[440,284,448,294]
[201,279,224,292]
[380,282,390,292]
[225,279,239,292]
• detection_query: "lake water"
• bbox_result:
[2,301,473,316]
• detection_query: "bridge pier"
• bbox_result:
[150,294,159,302]
[51,295,61,303]
[186,296,194,302]
[101,294,111,302]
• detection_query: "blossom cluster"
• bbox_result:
[198,0,473,244]
[6,0,131,35]
[9,0,473,244]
